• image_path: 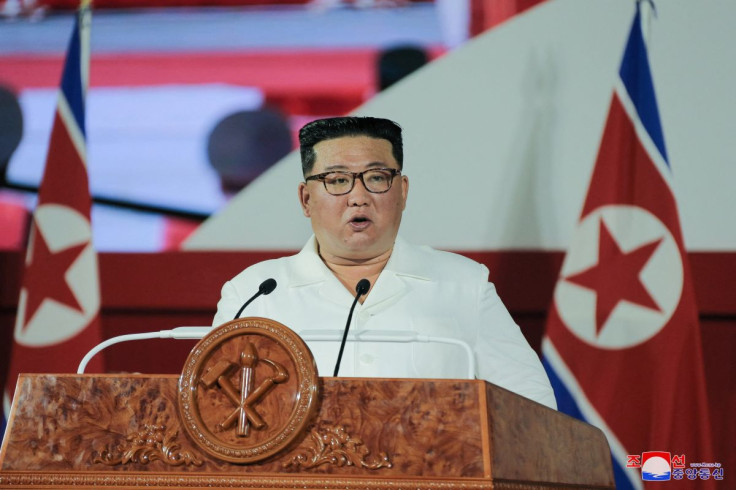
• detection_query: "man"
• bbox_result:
[213,116,556,410]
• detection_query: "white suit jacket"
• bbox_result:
[213,236,557,409]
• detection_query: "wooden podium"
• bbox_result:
[0,319,615,489]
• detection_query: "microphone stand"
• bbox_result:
[333,279,370,376]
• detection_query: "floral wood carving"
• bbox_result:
[93,424,203,467]
[284,424,393,470]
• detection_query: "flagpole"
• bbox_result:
[78,0,92,108]
[638,0,656,46]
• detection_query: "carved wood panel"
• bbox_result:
[1,374,485,480]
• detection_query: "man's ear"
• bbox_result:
[400,175,409,210]
[298,182,311,218]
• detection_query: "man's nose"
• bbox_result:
[347,175,370,205]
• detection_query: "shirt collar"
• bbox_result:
[287,235,331,287]
[383,236,433,281]
[287,234,433,288]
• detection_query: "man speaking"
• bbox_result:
[213,116,556,410]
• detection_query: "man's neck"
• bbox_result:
[318,246,393,302]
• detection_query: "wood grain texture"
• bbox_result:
[0,375,614,489]
[485,383,615,487]
[1,375,484,478]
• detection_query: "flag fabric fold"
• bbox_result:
[3,3,103,438]
[542,3,714,489]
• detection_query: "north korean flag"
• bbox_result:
[3,3,104,433]
[542,3,714,489]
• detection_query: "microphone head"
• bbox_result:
[355,278,371,296]
[259,278,277,295]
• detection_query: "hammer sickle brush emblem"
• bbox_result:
[200,342,289,437]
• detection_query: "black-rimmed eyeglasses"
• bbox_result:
[305,168,401,195]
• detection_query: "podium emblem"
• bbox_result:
[178,317,319,463]
[201,343,289,436]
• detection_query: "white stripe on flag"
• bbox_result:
[614,77,674,190]
[57,91,87,167]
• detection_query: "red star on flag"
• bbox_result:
[21,225,88,331]
[564,217,663,335]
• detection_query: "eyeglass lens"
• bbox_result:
[324,169,395,195]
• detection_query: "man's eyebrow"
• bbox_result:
[323,162,390,171]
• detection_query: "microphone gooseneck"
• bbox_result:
[333,279,371,377]
[233,278,278,321]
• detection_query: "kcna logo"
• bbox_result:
[627,451,725,482]
[627,451,679,481]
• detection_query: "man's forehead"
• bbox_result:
[313,135,396,170]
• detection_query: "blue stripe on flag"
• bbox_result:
[60,13,86,138]
[542,357,585,422]
[542,357,636,490]
[619,2,668,165]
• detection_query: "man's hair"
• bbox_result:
[298,116,403,176]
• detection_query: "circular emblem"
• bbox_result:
[178,317,319,463]
[554,205,683,349]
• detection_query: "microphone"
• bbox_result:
[233,278,277,320]
[333,279,370,377]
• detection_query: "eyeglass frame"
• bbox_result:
[304,167,402,195]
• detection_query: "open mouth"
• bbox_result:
[349,216,371,229]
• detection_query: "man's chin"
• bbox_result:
[345,236,396,259]
[320,236,390,262]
